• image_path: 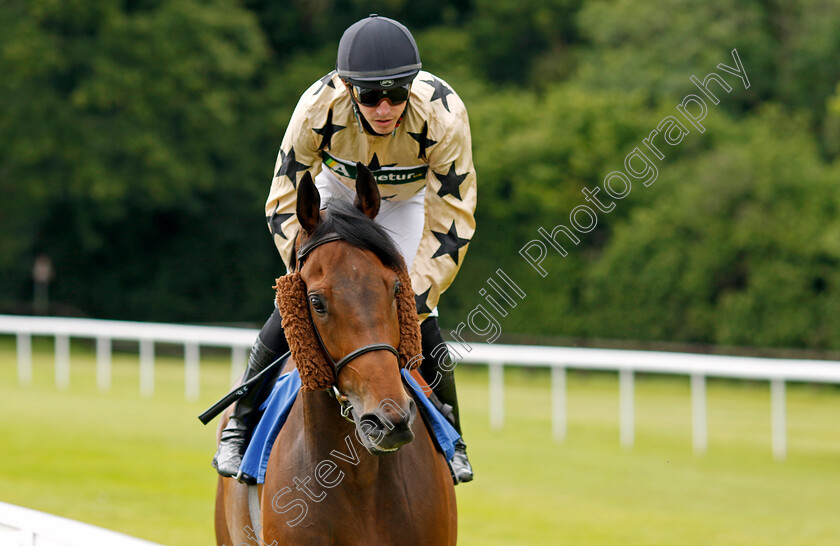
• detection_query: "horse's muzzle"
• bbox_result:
[357,397,417,454]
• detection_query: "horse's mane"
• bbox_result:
[275,201,422,392]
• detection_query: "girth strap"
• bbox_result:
[247,484,262,541]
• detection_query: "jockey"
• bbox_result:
[213,14,476,485]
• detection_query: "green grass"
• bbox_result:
[2,336,839,544]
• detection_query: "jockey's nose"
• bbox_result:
[375,100,392,115]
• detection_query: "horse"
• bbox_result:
[214,165,457,545]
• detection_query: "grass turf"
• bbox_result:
[1,336,839,544]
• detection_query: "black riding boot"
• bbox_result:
[212,337,276,483]
[420,317,474,484]
[213,308,288,484]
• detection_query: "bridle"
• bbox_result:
[295,229,402,421]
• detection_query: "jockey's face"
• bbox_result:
[354,94,407,135]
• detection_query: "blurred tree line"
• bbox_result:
[2,0,840,350]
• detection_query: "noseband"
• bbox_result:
[295,229,402,420]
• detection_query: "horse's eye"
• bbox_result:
[394,280,402,296]
[309,294,326,314]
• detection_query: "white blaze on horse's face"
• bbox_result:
[304,242,417,455]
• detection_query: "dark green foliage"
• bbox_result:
[2,0,839,351]
[583,109,840,347]
[468,0,580,85]
[0,0,276,320]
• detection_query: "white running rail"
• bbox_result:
[2,314,840,460]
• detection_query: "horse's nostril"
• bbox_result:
[358,407,415,453]
[360,413,385,433]
[395,403,414,430]
[387,407,412,431]
[359,402,413,439]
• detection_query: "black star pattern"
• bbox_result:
[276,147,308,188]
[408,121,437,160]
[422,78,454,112]
[312,109,345,151]
[314,71,336,95]
[266,211,294,240]
[367,153,397,172]
[434,163,469,200]
[431,222,470,265]
[415,287,433,315]
[380,194,397,202]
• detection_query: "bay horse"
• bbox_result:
[215,165,457,545]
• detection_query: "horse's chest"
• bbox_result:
[267,487,448,546]
[264,458,453,545]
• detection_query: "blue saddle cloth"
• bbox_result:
[400,368,461,461]
[239,366,302,484]
[239,363,461,484]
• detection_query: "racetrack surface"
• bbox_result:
[2,337,839,544]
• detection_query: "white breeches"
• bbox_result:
[314,169,426,272]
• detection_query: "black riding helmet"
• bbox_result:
[336,14,421,90]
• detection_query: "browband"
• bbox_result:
[296,232,343,269]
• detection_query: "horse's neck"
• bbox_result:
[299,390,354,443]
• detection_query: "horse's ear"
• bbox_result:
[296,171,320,234]
[354,162,380,220]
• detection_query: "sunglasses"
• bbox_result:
[349,84,411,107]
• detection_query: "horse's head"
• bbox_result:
[275,164,422,455]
